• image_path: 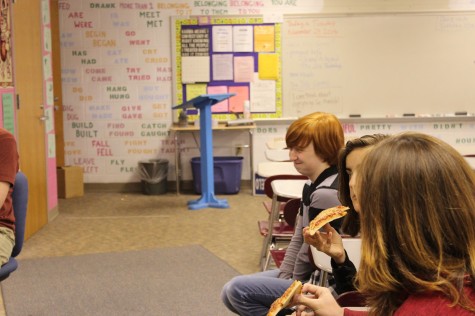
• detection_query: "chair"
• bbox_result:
[262,174,307,215]
[463,154,475,171]
[336,291,367,308]
[255,140,300,197]
[255,160,301,196]
[310,237,361,286]
[259,175,302,268]
[0,171,29,282]
[260,198,301,270]
[269,248,286,268]
[267,198,302,269]
[265,148,290,162]
[266,139,287,150]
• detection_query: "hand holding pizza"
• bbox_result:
[304,205,349,264]
[293,284,345,316]
[303,224,346,264]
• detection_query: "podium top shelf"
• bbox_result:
[170,122,256,132]
[172,93,236,110]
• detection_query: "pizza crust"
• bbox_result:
[267,280,303,316]
[307,205,349,235]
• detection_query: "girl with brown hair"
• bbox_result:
[293,132,475,315]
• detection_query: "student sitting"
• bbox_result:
[0,128,19,266]
[303,134,388,295]
[291,132,475,315]
[221,112,345,316]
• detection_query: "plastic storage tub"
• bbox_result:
[191,156,243,194]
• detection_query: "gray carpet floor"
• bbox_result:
[0,189,269,315]
[2,245,239,315]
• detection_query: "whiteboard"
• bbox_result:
[282,13,475,118]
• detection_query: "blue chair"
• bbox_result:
[0,171,28,282]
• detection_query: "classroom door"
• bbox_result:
[12,0,49,238]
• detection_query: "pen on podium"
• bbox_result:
[349,114,361,118]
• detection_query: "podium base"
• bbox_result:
[187,194,229,210]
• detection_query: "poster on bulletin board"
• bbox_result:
[171,16,282,122]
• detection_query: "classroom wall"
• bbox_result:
[58,0,475,185]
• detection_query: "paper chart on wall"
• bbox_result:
[234,56,254,82]
[1,93,14,134]
[48,133,56,158]
[250,73,276,112]
[208,85,229,113]
[186,84,207,101]
[228,86,249,113]
[212,54,233,81]
[182,56,210,83]
[233,25,253,52]
[212,25,233,52]
[258,53,279,80]
[254,25,275,52]
[45,107,54,133]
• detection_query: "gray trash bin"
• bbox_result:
[138,159,169,195]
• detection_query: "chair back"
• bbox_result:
[0,171,28,282]
[256,161,301,179]
[264,199,300,271]
[282,198,301,227]
[265,139,286,150]
[310,238,362,274]
[336,291,367,308]
[264,148,290,162]
[464,155,475,171]
[11,171,28,257]
[263,174,307,201]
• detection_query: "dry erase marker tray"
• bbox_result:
[226,119,255,126]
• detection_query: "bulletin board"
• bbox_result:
[171,16,282,121]
[282,12,475,118]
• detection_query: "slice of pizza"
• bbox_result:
[267,280,303,316]
[307,205,349,235]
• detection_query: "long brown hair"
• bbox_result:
[356,132,475,315]
[338,134,389,236]
[285,112,344,166]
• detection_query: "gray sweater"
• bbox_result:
[279,166,340,281]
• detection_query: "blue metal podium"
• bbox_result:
[172,93,235,210]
